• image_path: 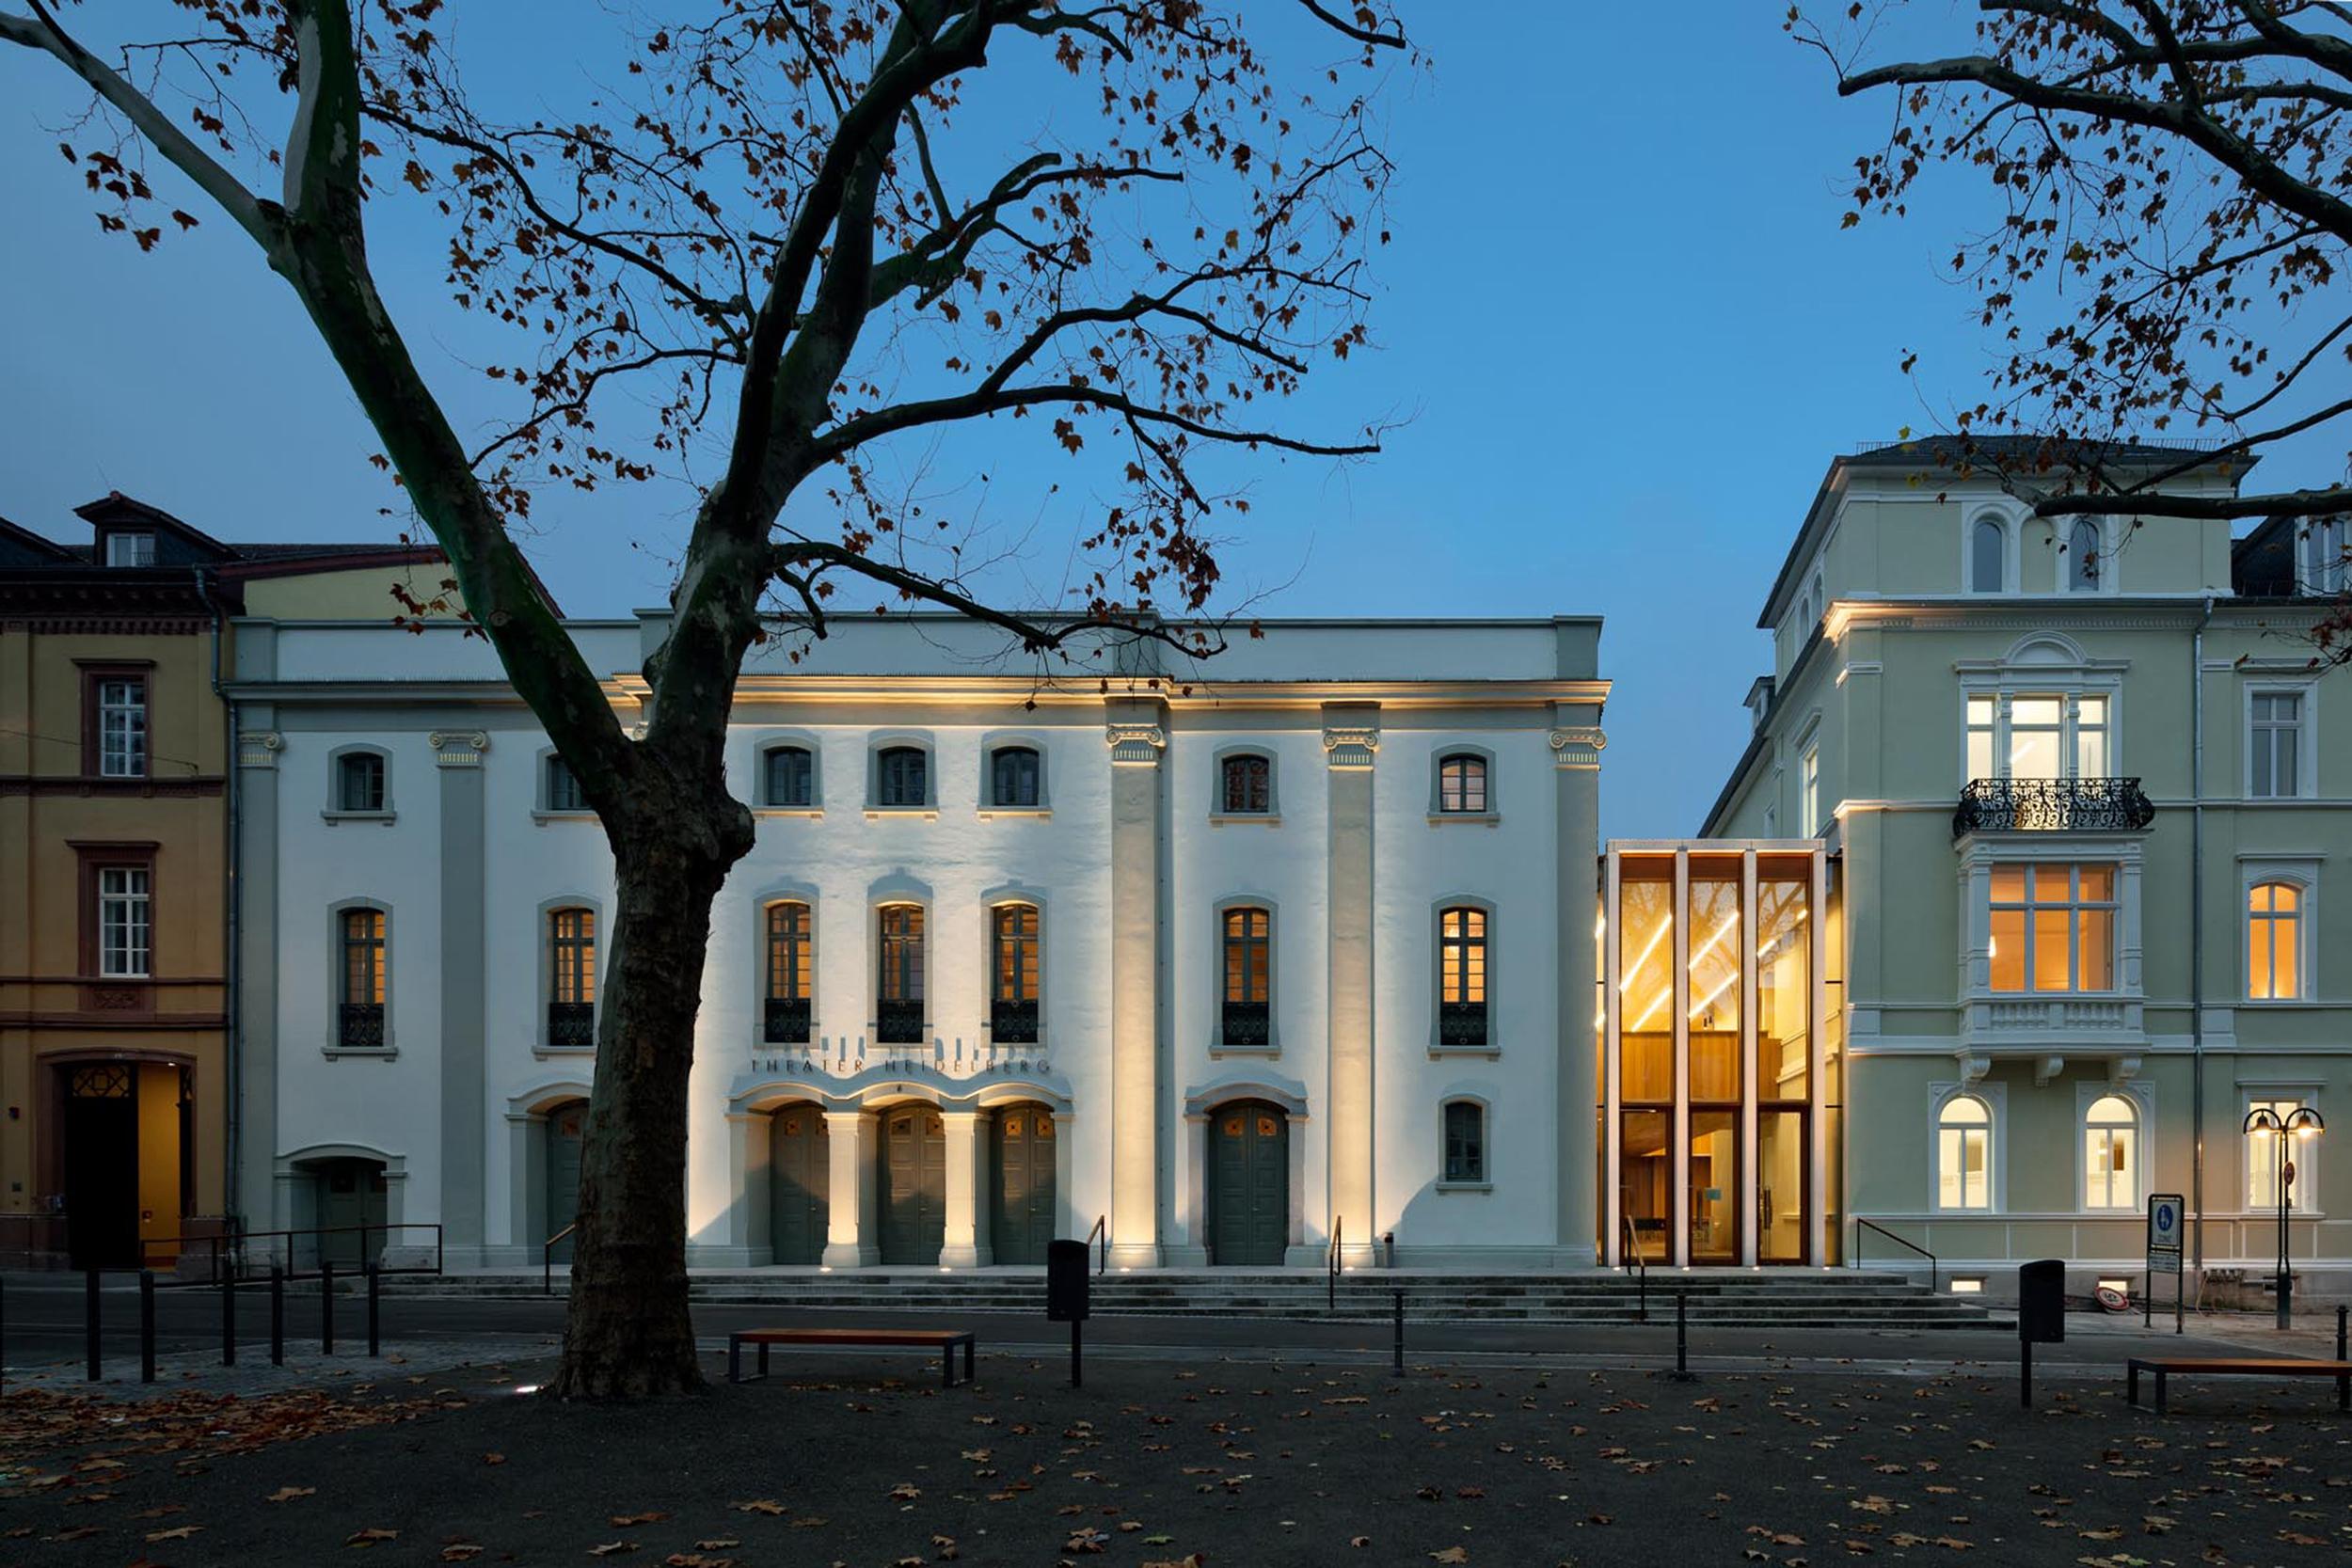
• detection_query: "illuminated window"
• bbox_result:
[1221,906,1272,1047]
[992,904,1041,1043]
[2246,1096,2317,1209]
[2247,881,2302,1000]
[2083,1094,2137,1211]
[1438,906,1488,1047]
[1963,691,2108,781]
[1936,1094,1993,1211]
[1988,863,2116,992]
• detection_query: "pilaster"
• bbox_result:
[939,1110,993,1268]
[234,728,282,1238]
[1324,704,1378,1267]
[1549,721,1603,1266]
[433,731,489,1254]
[821,1110,880,1268]
[1105,710,1166,1268]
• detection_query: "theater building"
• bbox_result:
[227,612,1609,1270]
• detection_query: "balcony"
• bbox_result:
[876,998,925,1044]
[337,1003,385,1051]
[763,996,811,1045]
[1220,1000,1272,1050]
[990,997,1040,1044]
[1438,1000,1489,1049]
[547,1001,596,1049]
[1953,777,2153,838]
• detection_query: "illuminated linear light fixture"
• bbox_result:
[1617,912,1674,992]
[1633,909,1740,1031]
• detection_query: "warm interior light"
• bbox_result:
[1617,915,1672,992]
[1595,913,1607,940]
[1688,969,1739,1022]
[1948,1278,1983,1295]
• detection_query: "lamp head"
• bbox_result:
[2285,1105,2326,1139]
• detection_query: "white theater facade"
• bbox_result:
[228,613,1611,1271]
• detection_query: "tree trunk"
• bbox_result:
[548,801,741,1398]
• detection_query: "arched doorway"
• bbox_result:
[311,1157,388,1267]
[59,1059,187,1271]
[769,1102,831,1266]
[988,1102,1057,1265]
[545,1101,587,1263]
[1207,1100,1288,1266]
[877,1105,946,1264]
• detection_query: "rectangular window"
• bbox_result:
[2249,692,2303,799]
[1438,907,1488,1047]
[546,755,586,812]
[1988,863,2116,993]
[1963,691,2110,781]
[763,902,811,1044]
[877,905,925,1043]
[339,908,387,1049]
[877,748,929,808]
[763,747,815,808]
[1221,907,1272,1046]
[991,904,1041,1043]
[991,748,1041,808]
[1442,1101,1486,1184]
[2299,518,2348,596]
[96,676,149,778]
[2246,1097,2312,1209]
[2247,881,2302,1000]
[550,910,596,1003]
[98,865,152,977]
[104,531,156,567]
[337,752,387,813]
[1798,746,1821,837]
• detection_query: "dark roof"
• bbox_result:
[1757,434,2256,627]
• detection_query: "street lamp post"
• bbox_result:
[2242,1105,2326,1330]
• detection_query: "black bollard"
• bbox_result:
[1070,1318,1083,1390]
[84,1269,101,1382]
[138,1270,156,1384]
[366,1263,380,1358]
[2337,1306,2348,1414]
[1391,1289,1405,1376]
[222,1267,236,1367]
[1666,1290,1697,1382]
[269,1265,284,1366]
[321,1259,335,1354]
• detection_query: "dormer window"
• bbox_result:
[2297,517,2348,596]
[104,531,156,567]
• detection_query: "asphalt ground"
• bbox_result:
[5,1339,2352,1567]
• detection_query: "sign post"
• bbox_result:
[2145,1193,2185,1335]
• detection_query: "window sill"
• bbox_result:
[1436,1180,1493,1195]
[532,1044,596,1058]
[977,807,1052,820]
[752,806,823,819]
[1210,1043,1279,1059]
[864,806,939,820]
[1427,812,1501,827]
[1428,1043,1501,1059]
[531,809,598,824]
[321,809,397,825]
[323,1044,398,1060]
[1208,813,1281,827]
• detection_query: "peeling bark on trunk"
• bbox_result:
[548,800,744,1398]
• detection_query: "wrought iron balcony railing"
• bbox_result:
[1438,1000,1489,1048]
[763,996,811,1045]
[337,1003,386,1050]
[1953,777,2153,837]
[990,997,1040,1044]
[1220,1000,1272,1049]
[876,998,925,1044]
[547,1001,596,1049]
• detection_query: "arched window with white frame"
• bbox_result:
[2248,880,2304,1000]
[2082,1093,2138,1211]
[1970,516,2006,593]
[2064,517,2103,593]
[1935,1093,1994,1211]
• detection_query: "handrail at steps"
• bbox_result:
[1086,1214,1107,1275]
[543,1223,579,1296]
[1620,1212,1648,1323]
[1853,1217,1938,1291]
[1327,1216,1343,1311]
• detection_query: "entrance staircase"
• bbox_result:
[407,1269,2001,1329]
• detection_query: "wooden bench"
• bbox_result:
[727,1326,977,1388]
[2126,1356,2352,1415]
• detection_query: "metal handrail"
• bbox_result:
[1327,1216,1343,1311]
[1853,1218,1938,1291]
[135,1222,444,1286]
[543,1223,579,1296]
[1620,1212,1648,1323]
[1086,1214,1107,1275]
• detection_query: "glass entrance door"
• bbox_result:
[1620,1108,1670,1264]
[1687,1110,1739,1264]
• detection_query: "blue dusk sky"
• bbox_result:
[4,5,2337,837]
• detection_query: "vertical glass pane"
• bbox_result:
[1989,908,2026,991]
[1618,874,1674,1090]
[2276,724,2298,798]
[2032,908,2074,990]
[1688,1110,1737,1263]
[1756,874,1810,1097]
[1971,519,2004,592]
[1756,1109,1805,1264]
[2076,907,2113,990]
[1620,1109,1669,1259]
[1687,877,1740,1038]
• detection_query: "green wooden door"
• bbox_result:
[316,1159,388,1267]
[770,1104,831,1265]
[988,1103,1057,1265]
[545,1102,586,1263]
[878,1107,946,1264]
[1209,1101,1288,1266]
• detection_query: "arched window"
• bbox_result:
[876,905,925,1042]
[875,746,929,808]
[2248,881,2302,999]
[1220,752,1273,815]
[763,901,811,1043]
[2065,518,2102,592]
[336,750,388,814]
[338,907,387,1049]
[1811,571,1825,623]
[1970,517,2006,593]
[991,904,1041,1042]
[1221,906,1272,1045]
[2083,1094,2137,1210]
[1437,753,1488,815]
[991,746,1042,808]
[1442,1101,1487,1185]
[1935,1094,1993,1211]
[763,745,815,809]
[548,907,596,1047]
[1438,906,1488,1047]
